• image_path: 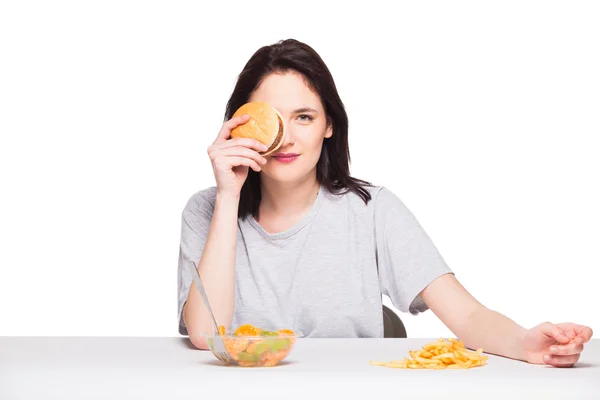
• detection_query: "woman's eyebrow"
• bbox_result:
[293,107,318,114]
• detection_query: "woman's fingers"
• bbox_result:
[550,342,584,356]
[227,156,262,172]
[555,324,593,345]
[213,137,269,153]
[214,114,251,142]
[543,354,580,367]
[538,322,571,344]
[574,326,594,343]
[216,146,267,166]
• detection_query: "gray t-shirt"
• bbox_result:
[177,185,452,338]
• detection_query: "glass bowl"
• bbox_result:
[202,328,301,367]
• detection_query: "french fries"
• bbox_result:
[370,338,488,370]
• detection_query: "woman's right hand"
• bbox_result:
[207,114,269,198]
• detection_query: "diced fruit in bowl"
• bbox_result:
[203,324,300,367]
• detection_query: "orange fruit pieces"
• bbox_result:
[234,324,262,336]
[276,329,295,335]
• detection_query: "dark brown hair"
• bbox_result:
[224,39,372,219]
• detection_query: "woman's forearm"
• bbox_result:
[183,193,239,349]
[460,306,528,361]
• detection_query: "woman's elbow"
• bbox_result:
[183,307,210,350]
[187,326,210,350]
[188,330,210,350]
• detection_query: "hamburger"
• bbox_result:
[230,102,286,156]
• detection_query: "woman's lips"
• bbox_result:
[271,153,300,163]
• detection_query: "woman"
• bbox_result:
[177,39,592,367]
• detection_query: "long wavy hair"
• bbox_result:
[224,39,372,219]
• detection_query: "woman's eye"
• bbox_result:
[298,114,314,122]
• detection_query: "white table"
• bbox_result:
[1,337,598,399]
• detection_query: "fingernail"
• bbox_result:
[550,347,558,353]
[544,355,552,362]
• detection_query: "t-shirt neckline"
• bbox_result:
[248,185,326,240]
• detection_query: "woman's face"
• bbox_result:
[248,71,332,185]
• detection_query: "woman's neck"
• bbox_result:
[258,174,321,220]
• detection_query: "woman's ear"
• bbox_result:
[325,118,333,138]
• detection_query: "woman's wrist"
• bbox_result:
[215,191,241,210]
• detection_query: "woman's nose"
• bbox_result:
[281,123,295,147]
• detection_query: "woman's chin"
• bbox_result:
[260,168,309,185]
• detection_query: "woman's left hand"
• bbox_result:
[522,322,593,367]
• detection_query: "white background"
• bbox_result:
[1,1,598,338]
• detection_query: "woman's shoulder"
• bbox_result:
[182,186,218,216]
[328,184,415,222]
[329,184,401,208]
[322,184,395,220]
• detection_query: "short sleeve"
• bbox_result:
[374,187,453,314]
[177,188,216,335]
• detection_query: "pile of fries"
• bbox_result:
[370,338,488,370]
